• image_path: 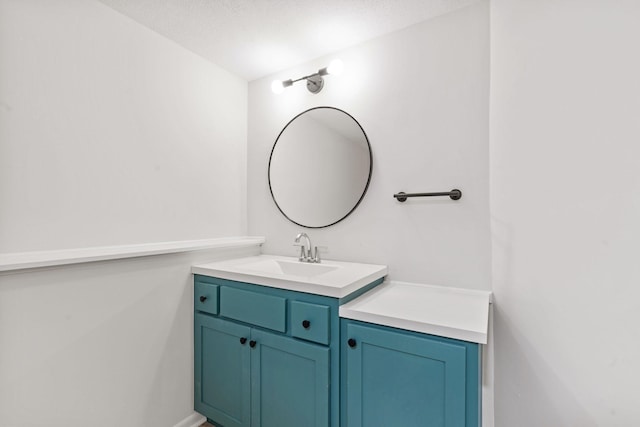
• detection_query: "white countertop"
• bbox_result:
[339,280,492,344]
[192,254,388,298]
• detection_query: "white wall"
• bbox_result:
[0,0,248,253]
[0,2,252,426]
[0,246,259,427]
[490,1,640,425]
[248,1,491,291]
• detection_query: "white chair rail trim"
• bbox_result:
[0,236,265,273]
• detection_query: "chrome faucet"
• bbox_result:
[294,232,321,263]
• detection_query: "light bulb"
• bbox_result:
[271,80,285,94]
[326,59,344,76]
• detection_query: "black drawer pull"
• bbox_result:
[199,296,207,303]
[348,338,357,348]
[302,320,311,329]
[249,340,257,348]
[240,337,247,345]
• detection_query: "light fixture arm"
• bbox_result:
[291,71,321,84]
[271,59,342,95]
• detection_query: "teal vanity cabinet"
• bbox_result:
[194,274,383,427]
[195,315,251,427]
[340,319,481,427]
[195,314,329,427]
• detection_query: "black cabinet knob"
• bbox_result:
[199,296,207,303]
[240,337,247,345]
[249,340,257,348]
[302,320,311,329]
[348,338,357,348]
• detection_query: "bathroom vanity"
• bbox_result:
[192,255,490,427]
[339,281,490,427]
[192,255,386,427]
[193,275,338,427]
[188,100,491,427]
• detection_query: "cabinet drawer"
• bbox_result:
[291,301,330,345]
[220,287,287,333]
[194,281,219,315]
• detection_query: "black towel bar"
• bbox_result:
[393,189,462,202]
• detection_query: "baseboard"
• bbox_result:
[173,412,206,427]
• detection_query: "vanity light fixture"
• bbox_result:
[271,59,343,95]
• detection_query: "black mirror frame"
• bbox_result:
[268,106,373,229]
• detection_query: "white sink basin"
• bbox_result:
[243,259,339,277]
[192,255,387,298]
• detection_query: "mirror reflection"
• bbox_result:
[269,107,372,228]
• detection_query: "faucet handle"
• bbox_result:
[293,243,308,261]
[312,246,328,263]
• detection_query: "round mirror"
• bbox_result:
[268,106,372,228]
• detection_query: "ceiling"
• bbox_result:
[97,0,480,81]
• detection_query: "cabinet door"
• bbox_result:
[250,330,330,427]
[343,322,467,427]
[195,314,251,427]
